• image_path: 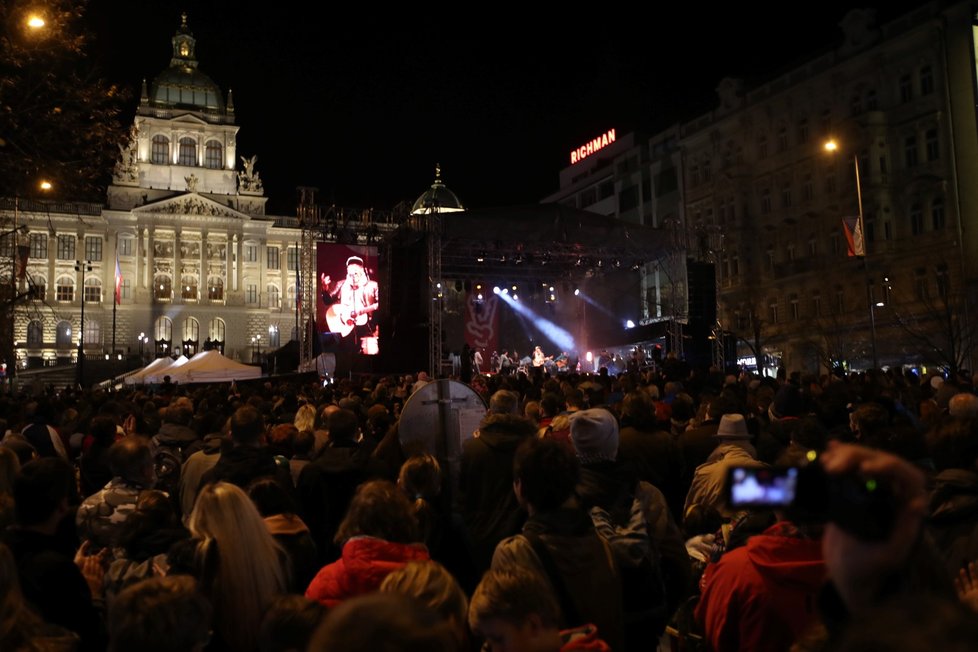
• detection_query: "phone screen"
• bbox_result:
[728,466,798,508]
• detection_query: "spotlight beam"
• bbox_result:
[496,290,576,352]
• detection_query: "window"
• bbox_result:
[812,292,822,317]
[181,275,198,300]
[809,238,817,257]
[120,278,131,300]
[183,317,200,343]
[27,321,42,347]
[820,109,832,136]
[268,324,280,348]
[781,184,792,208]
[760,188,771,214]
[205,140,223,169]
[56,321,72,348]
[151,135,169,164]
[757,135,768,159]
[155,316,172,345]
[786,243,796,261]
[731,256,740,277]
[287,247,299,272]
[797,118,809,144]
[904,136,918,168]
[598,181,613,200]
[910,203,924,235]
[702,160,712,182]
[920,66,934,95]
[802,174,813,201]
[915,269,928,300]
[825,171,836,194]
[925,129,939,162]
[154,274,172,301]
[766,247,775,271]
[244,244,258,263]
[900,74,913,102]
[769,300,779,324]
[29,234,47,259]
[178,137,197,166]
[777,127,788,152]
[246,283,258,305]
[84,278,101,303]
[83,319,100,346]
[56,276,74,302]
[790,296,800,320]
[936,265,949,299]
[267,247,280,270]
[884,221,892,240]
[208,276,224,301]
[268,284,281,309]
[57,235,75,260]
[32,278,45,301]
[209,317,225,342]
[932,198,945,230]
[84,236,102,261]
[118,237,134,256]
[690,165,700,187]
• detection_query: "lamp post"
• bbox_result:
[74,259,92,387]
[824,140,878,370]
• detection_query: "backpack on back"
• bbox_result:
[589,492,669,640]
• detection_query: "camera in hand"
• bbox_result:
[726,463,895,541]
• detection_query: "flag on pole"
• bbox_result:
[842,217,865,257]
[114,253,123,305]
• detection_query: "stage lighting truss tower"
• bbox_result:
[427,212,442,378]
[297,188,319,367]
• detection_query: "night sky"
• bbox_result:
[84,1,931,215]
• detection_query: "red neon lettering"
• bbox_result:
[569,129,616,165]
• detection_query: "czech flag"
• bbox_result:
[842,216,865,257]
[114,253,122,305]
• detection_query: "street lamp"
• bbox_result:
[74,259,92,387]
[138,332,147,359]
[824,139,879,370]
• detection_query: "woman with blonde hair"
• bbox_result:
[188,482,288,652]
[380,560,469,647]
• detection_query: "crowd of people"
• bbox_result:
[2,359,978,651]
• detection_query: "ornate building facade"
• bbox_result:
[9,16,303,371]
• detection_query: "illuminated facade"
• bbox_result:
[9,15,303,371]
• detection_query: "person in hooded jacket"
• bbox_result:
[925,415,978,580]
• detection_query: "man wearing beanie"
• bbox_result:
[570,408,691,648]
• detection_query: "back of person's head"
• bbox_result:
[468,568,561,635]
[89,415,118,446]
[108,576,212,652]
[247,477,299,517]
[293,429,315,458]
[266,424,297,456]
[398,454,442,500]
[108,436,155,486]
[258,594,327,652]
[949,393,978,419]
[120,490,181,555]
[163,405,193,427]
[310,592,458,652]
[927,417,978,471]
[335,479,419,546]
[621,391,655,428]
[327,408,359,443]
[852,402,890,439]
[0,446,20,496]
[523,401,541,423]
[230,405,265,444]
[380,560,468,637]
[294,403,317,433]
[564,388,586,410]
[539,392,562,419]
[13,457,74,526]
[513,437,579,511]
[488,390,519,415]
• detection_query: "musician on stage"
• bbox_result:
[320,256,379,350]
[532,346,546,368]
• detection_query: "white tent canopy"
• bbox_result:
[164,350,262,384]
[144,355,189,384]
[124,355,175,385]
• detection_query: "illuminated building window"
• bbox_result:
[208,276,224,301]
[56,276,74,302]
[178,137,197,166]
[267,284,280,309]
[154,274,172,301]
[29,234,47,259]
[151,135,169,164]
[267,247,279,270]
[84,278,101,303]
[205,140,223,169]
[57,235,75,260]
[27,320,43,347]
[84,236,102,261]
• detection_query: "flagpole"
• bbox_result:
[853,153,878,370]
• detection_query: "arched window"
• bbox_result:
[27,320,43,347]
[181,274,198,300]
[56,321,72,348]
[178,137,197,166]
[151,135,170,164]
[83,319,100,346]
[208,276,224,301]
[183,317,200,356]
[154,274,172,301]
[209,317,225,342]
[56,276,74,302]
[205,140,223,169]
[268,324,280,348]
[267,284,280,309]
[84,277,101,303]
[155,316,173,357]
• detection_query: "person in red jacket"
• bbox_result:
[695,518,825,652]
[305,480,429,607]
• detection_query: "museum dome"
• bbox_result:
[148,14,225,113]
[411,165,466,215]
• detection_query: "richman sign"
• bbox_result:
[570,129,616,164]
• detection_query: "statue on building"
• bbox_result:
[112,126,139,185]
[185,174,200,193]
[238,155,263,193]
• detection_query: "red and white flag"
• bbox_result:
[842,217,865,257]
[114,253,123,305]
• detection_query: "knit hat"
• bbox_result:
[569,408,619,464]
[714,413,750,439]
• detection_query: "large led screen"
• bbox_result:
[316,243,380,356]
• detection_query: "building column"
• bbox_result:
[235,233,243,292]
[225,233,232,296]
[174,230,182,304]
[200,229,208,301]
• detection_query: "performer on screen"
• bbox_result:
[320,256,379,350]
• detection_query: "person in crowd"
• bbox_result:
[380,560,471,648]
[491,437,623,650]
[0,445,20,531]
[257,595,327,652]
[925,416,978,580]
[305,479,430,607]
[617,391,684,520]
[78,415,119,497]
[0,541,78,650]
[76,436,157,553]
[458,390,536,572]
[107,575,212,652]
[178,412,227,523]
[199,405,291,493]
[248,477,319,593]
[187,481,289,652]
[685,413,766,517]
[469,567,612,652]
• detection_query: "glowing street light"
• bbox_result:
[26,14,45,29]
[39,180,52,191]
